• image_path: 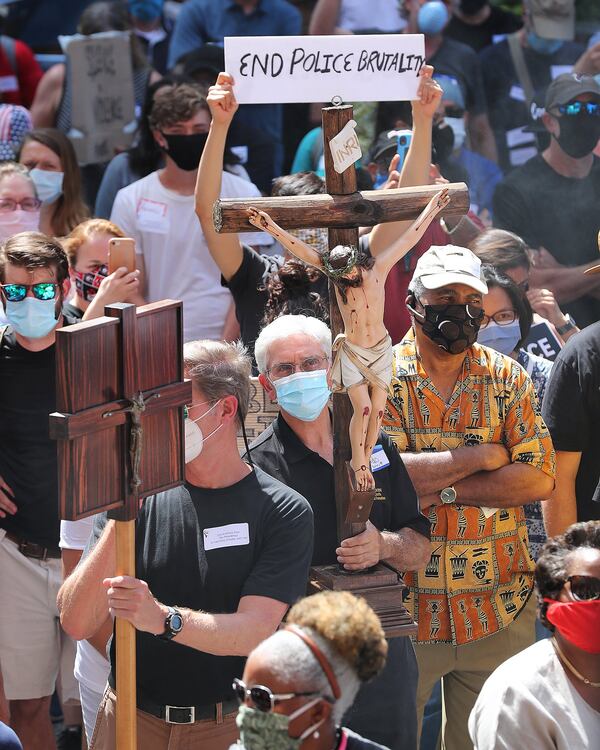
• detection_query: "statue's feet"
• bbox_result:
[352,463,375,492]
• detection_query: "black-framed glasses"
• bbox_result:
[0,198,41,213]
[232,678,320,713]
[557,101,600,117]
[566,575,600,601]
[480,309,518,329]
[517,280,529,293]
[0,282,59,302]
[267,355,329,380]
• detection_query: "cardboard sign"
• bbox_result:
[524,321,563,362]
[329,119,362,173]
[59,31,137,165]
[225,34,425,104]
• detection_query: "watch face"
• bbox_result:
[171,613,183,632]
[441,487,456,504]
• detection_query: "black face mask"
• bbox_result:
[160,132,208,171]
[409,301,484,354]
[553,113,600,159]
[432,120,455,164]
[459,0,487,15]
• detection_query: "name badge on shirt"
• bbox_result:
[0,75,18,93]
[370,445,390,473]
[203,522,250,551]
[136,198,169,234]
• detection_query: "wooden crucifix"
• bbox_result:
[49,300,191,750]
[215,104,469,636]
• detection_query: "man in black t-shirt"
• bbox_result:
[0,232,79,750]
[58,339,313,749]
[249,314,430,750]
[542,321,600,527]
[445,1,522,54]
[493,73,600,328]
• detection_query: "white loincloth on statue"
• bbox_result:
[330,333,393,393]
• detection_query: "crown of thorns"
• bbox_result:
[321,244,359,278]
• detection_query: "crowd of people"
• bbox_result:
[0,1,599,749]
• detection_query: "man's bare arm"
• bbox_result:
[308,0,343,35]
[453,464,554,508]
[57,520,116,641]
[401,444,510,495]
[196,74,244,282]
[381,527,431,572]
[542,450,579,539]
[467,112,498,162]
[530,261,600,305]
[247,208,323,268]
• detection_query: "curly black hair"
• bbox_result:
[261,260,329,327]
[535,521,600,631]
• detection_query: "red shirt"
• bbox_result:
[0,38,43,108]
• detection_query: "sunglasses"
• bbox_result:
[557,101,600,117]
[0,282,59,302]
[232,678,319,713]
[566,575,600,601]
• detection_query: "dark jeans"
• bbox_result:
[343,636,418,750]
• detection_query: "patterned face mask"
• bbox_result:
[73,264,109,302]
[236,700,325,750]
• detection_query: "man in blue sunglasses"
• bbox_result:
[0,231,80,750]
[494,72,600,329]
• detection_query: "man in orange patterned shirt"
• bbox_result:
[383,244,555,750]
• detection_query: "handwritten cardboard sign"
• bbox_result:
[524,321,563,362]
[225,34,425,104]
[59,31,137,165]
[329,119,362,173]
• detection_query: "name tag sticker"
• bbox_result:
[136,198,169,234]
[370,445,390,472]
[203,522,250,551]
[509,84,525,102]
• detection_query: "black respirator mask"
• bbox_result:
[408,297,484,354]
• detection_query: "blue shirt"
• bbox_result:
[168,0,301,179]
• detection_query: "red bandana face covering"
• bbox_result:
[544,598,600,654]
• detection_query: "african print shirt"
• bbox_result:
[383,331,555,646]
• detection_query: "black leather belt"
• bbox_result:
[4,532,61,560]
[137,694,238,725]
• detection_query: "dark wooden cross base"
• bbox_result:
[216,104,469,638]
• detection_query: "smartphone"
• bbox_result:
[395,130,412,173]
[108,237,136,274]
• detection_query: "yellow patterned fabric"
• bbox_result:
[383,330,555,645]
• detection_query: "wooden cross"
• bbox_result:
[49,300,191,750]
[215,104,469,636]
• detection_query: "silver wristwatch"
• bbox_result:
[440,486,457,505]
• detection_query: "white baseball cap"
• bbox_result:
[412,245,488,295]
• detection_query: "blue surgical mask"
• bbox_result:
[29,168,64,205]
[527,32,563,56]
[477,320,521,355]
[445,117,466,151]
[274,370,330,422]
[417,1,449,36]
[128,0,163,23]
[5,296,59,339]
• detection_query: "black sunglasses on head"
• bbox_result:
[567,575,600,601]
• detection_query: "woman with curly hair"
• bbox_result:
[469,521,600,749]
[230,590,390,750]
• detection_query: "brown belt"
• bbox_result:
[4,531,61,560]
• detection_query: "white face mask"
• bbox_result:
[0,209,40,240]
[445,116,466,152]
[184,399,222,463]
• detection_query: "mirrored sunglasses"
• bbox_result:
[558,101,600,117]
[0,282,59,302]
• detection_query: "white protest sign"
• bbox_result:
[59,31,137,165]
[225,34,425,104]
[329,119,361,173]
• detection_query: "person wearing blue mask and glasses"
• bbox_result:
[250,313,431,750]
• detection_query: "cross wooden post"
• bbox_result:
[215,105,469,635]
[49,300,191,750]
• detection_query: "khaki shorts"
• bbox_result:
[0,529,77,701]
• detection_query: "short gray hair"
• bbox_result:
[251,628,360,724]
[254,314,332,374]
[183,340,251,426]
[407,277,426,299]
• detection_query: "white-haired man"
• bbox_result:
[249,314,430,750]
[58,340,314,749]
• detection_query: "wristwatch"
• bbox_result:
[556,315,576,336]
[440,486,457,505]
[157,607,183,641]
